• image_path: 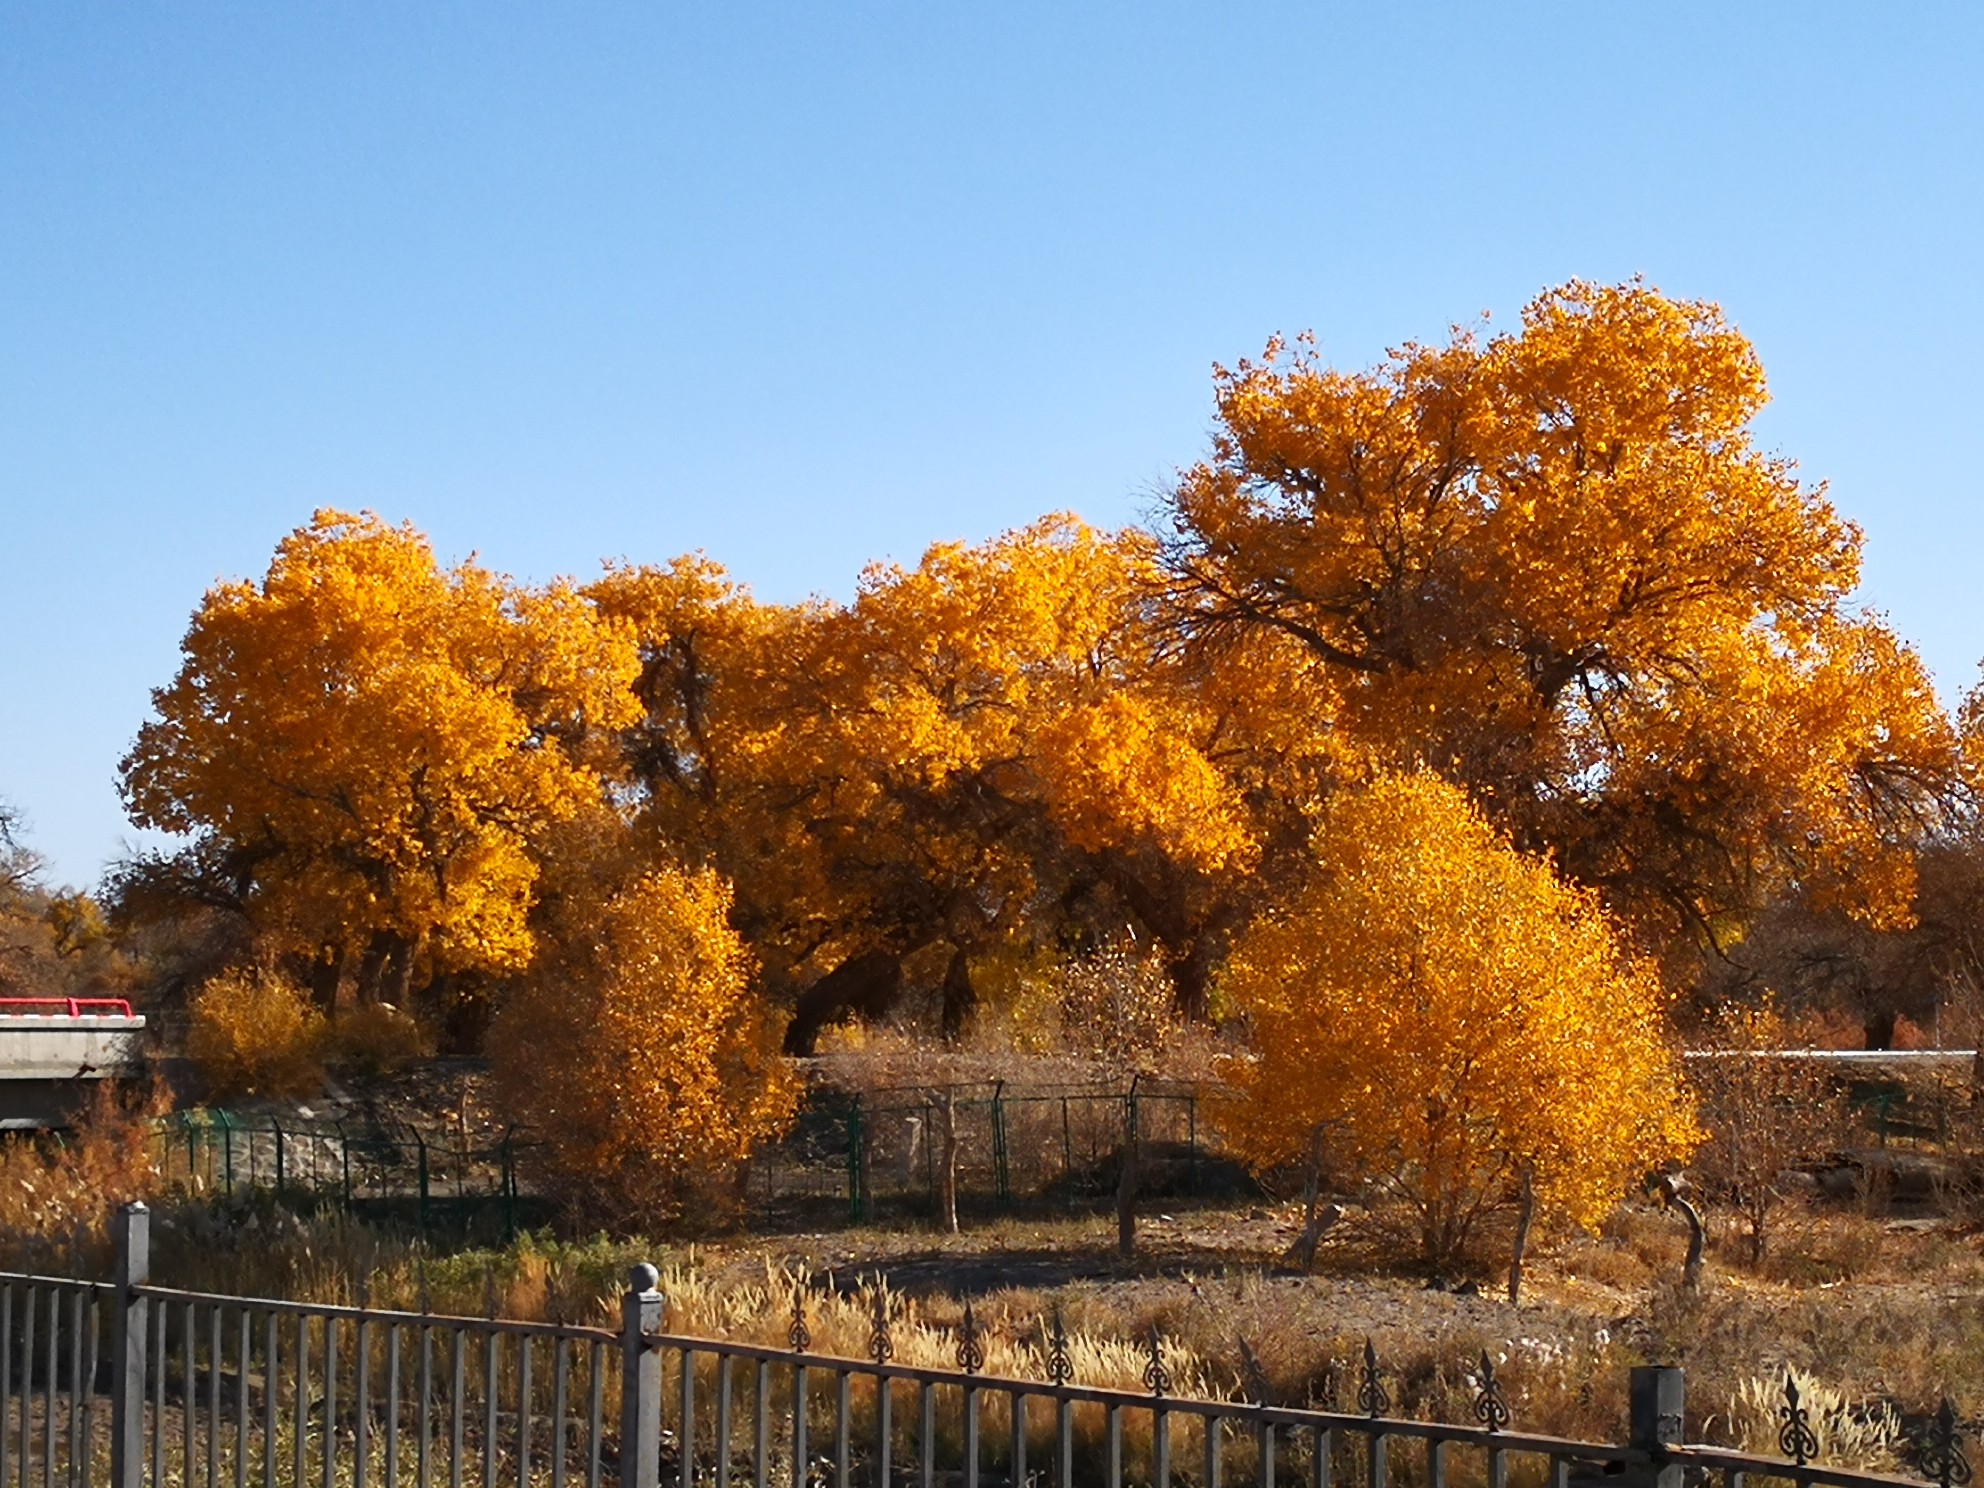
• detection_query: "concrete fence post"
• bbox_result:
[619,1264,665,1488]
[110,1202,150,1488]
[1629,1365,1685,1488]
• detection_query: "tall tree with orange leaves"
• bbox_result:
[121,511,639,1024]
[1165,280,1955,964]
[595,518,1262,1041]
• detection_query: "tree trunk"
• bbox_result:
[1097,855,1211,1022]
[1169,942,1212,1023]
[1864,1008,1899,1051]
[354,930,392,1008]
[1284,1124,1334,1270]
[381,932,415,1007]
[1678,1195,1706,1289]
[1116,1087,1141,1258]
[419,970,453,1028]
[1648,1172,1707,1290]
[782,952,905,1055]
[308,944,344,1015]
[940,947,976,1044]
[1508,1167,1536,1305]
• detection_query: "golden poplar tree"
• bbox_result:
[488,844,798,1225]
[1220,771,1697,1270]
[753,515,1251,1036]
[121,510,640,1013]
[1166,281,1956,960]
[594,517,1256,1040]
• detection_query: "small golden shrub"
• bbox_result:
[490,862,800,1229]
[187,967,325,1099]
[1219,771,1700,1270]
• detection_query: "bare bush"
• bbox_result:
[1689,1004,1845,1265]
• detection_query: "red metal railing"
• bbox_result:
[0,997,136,1017]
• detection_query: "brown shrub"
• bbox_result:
[0,1077,170,1271]
[322,1001,432,1078]
[1688,1004,1846,1265]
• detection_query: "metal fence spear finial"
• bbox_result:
[1045,1305,1073,1387]
[1357,1338,1389,1418]
[1143,1325,1171,1398]
[1473,1351,1510,1433]
[788,1280,811,1354]
[1923,1399,1972,1488]
[1778,1371,1819,1466]
[956,1300,985,1376]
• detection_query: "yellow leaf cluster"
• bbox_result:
[186,966,326,1100]
[1220,771,1698,1266]
[593,516,1255,1015]
[488,853,798,1225]
[122,510,640,991]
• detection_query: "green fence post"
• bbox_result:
[337,1120,353,1211]
[846,1098,865,1224]
[415,1131,431,1237]
[220,1109,236,1196]
[991,1081,1011,1209]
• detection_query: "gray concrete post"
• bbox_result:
[111,1203,150,1488]
[619,1264,665,1488]
[1629,1365,1686,1488]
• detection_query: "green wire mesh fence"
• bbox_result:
[151,1110,540,1242]
[746,1078,1243,1226]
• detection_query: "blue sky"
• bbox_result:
[3,4,1980,889]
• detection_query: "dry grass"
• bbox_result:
[12,1120,1984,1471]
[0,1077,169,1273]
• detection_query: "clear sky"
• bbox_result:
[3,4,1980,890]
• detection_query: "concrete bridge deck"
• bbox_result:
[0,999,148,1127]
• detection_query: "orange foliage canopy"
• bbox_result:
[1220,771,1698,1267]
[1167,281,1955,956]
[121,510,639,1008]
[119,283,1966,1088]
[594,517,1257,1033]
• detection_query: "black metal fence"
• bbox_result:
[1,1205,1972,1488]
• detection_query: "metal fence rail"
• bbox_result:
[0,1274,114,1488]
[1,1206,1972,1488]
